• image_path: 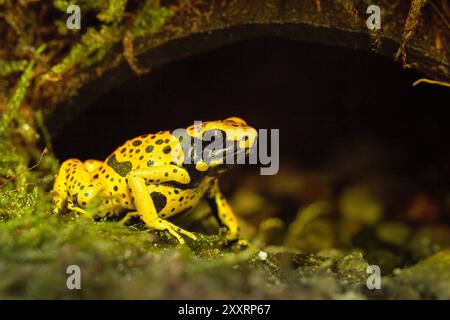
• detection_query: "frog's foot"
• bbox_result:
[118,211,139,226]
[207,181,241,242]
[144,217,198,244]
[67,201,93,219]
[120,212,197,243]
[53,200,64,215]
[235,238,252,248]
[164,220,198,242]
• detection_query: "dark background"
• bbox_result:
[52,36,450,188]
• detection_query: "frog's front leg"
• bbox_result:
[125,166,197,244]
[207,180,240,241]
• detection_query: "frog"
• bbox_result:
[52,117,258,244]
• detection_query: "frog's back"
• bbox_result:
[100,130,184,175]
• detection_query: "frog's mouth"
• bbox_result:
[206,144,252,176]
[207,140,255,166]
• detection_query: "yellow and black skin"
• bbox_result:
[53,117,258,244]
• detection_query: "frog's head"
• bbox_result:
[184,117,258,173]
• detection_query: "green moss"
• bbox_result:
[0,200,376,299]
[132,2,174,38]
[387,251,450,299]
[0,60,28,77]
[0,155,449,298]
[97,0,127,24]
[0,200,271,298]
[0,187,38,218]
[43,1,173,79]
[0,45,45,137]
[44,25,120,78]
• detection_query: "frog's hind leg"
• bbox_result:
[125,167,197,244]
[83,159,103,173]
[53,159,79,214]
[53,169,68,214]
[119,211,139,225]
[53,159,100,215]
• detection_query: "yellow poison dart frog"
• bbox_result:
[53,117,258,244]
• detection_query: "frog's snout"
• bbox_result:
[242,126,258,150]
[224,116,247,125]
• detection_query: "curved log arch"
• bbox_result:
[47,0,449,136]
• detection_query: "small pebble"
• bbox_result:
[258,250,268,261]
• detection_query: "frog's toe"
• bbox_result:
[165,227,185,244]
[225,230,240,242]
[52,199,65,214]
[144,218,195,244]
[166,221,197,241]
[236,238,252,248]
[179,229,198,241]
[118,211,139,226]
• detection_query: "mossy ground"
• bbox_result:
[1,165,450,299]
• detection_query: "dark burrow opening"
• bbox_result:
[50,36,450,226]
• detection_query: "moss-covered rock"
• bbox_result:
[386,251,450,299]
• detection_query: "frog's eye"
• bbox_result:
[203,129,224,141]
[224,117,247,125]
